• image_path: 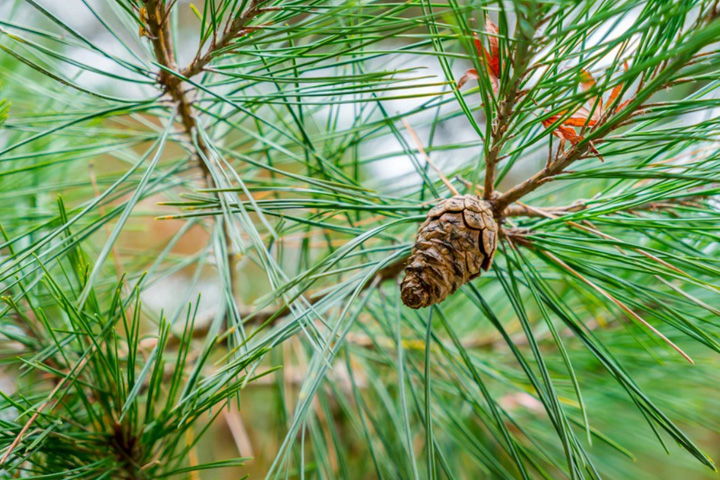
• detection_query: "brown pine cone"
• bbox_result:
[401,195,498,309]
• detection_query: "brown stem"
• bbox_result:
[483,12,537,200]
[494,17,720,213]
[0,355,91,466]
[140,0,264,310]
[181,0,265,79]
[169,256,408,345]
[503,194,706,218]
[503,200,587,217]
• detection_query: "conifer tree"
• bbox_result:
[1,0,720,478]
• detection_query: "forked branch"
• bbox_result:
[495,14,720,214]
[140,0,268,309]
[181,0,267,79]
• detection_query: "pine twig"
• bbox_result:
[174,255,408,344]
[0,355,91,467]
[483,13,537,200]
[402,119,458,195]
[140,0,267,308]
[540,248,694,364]
[495,15,720,213]
[181,0,267,79]
[502,196,703,217]
[141,0,209,183]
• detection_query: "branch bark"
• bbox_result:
[483,12,537,200]
[494,16,720,213]
[140,0,266,311]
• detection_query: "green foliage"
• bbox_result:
[0,0,719,478]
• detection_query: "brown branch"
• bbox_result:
[539,248,693,364]
[165,255,408,346]
[483,13,538,200]
[142,2,232,293]
[502,196,705,218]
[494,17,720,213]
[142,1,208,182]
[503,200,587,217]
[141,0,267,182]
[241,255,408,324]
[0,355,91,466]
[140,0,265,315]
[180,0,267,80]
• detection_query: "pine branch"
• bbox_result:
[141,0,267,181]
[0,355,91,468]
[483,9,538,199]
[495,15,720,213]
[139,0,267,309]
[141,0,210,182]
[183,190,695,340]
[503,201,587,218]
[176,255,408,345]
[180,0,268,80]
[502,196,705,217]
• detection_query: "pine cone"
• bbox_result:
[401,195,498,309]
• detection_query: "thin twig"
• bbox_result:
[510,198,690,278]
[494,30,718,212]
[502,196,702,218]
[503,200,587,217]
[181,0,266,79]
[483,11,538,200]
[0,356,91,466]
[169,255,409,345]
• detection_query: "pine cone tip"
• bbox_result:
[400,273,433,309]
